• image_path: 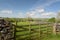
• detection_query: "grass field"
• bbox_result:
[15,21,60,40]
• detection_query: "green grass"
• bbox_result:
[15,21,60,40]
[17,22,31,26]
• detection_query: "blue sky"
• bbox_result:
[0,0,60,18]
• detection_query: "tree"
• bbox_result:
[48,17,55,23]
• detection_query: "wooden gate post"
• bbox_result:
[53,23,56,35]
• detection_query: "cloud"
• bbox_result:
[15,8,45,18]
[0,10,14,17]
[26,11,35,17]
[17,12,26,18]
[41,12,56,18]
[0,10,12,14]
[26,8,45,17]
[30,0,60,10]
[26,0,60,18]
[40,12,57,18]
[35,8,44,13]
[26,8,56,18]
[41,12,54,16]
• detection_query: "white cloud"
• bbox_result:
[0,10,14,18]
[35,8,44,13]
[26,8,44,16]
[0,10,12,14]
[17,12,23,17]
[41,12,54,16]
[41,12,56,17]
[27,0,60,18]
[26,9,56,18]
[26,11,35,17]
[17,12,26,18]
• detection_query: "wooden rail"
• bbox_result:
[16,22,53,40]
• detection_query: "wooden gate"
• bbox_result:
[16,21,53,40]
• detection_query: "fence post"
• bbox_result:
[53,23,56,35]
[14,21,17,40]
[27,18,31,40]
[39,22,41,40]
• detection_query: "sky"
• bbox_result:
[0,0,60,18]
